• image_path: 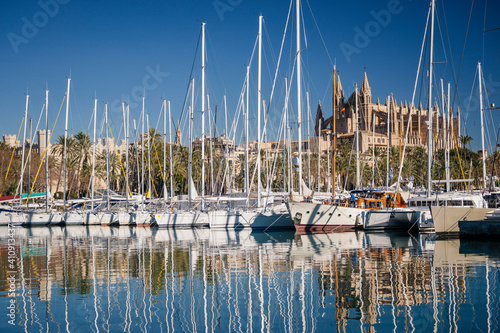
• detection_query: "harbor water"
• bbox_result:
[1,226,499,332]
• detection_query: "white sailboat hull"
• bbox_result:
[153,211,209,228]
[286,201,364,233]
[208,210,256,228]
[363,209,417,230]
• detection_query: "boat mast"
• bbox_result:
[441,79,450,192]
[318,115,321,192]
[133,120,140,203]
[332,68,336,195]
[45,89,49,213]
[284,78,289,193]
[201,22,206,208]
[245,66,250,203]
[386,95,390,190]
[122,103,129,209]
[447,83,451,190]
[427,0,435,197]
[307,92,311,188]
[163,99,167,201]
[63,77,70,210]
[207,95,214,195]
[224,95,229,194]
[20,94,29,205]
[479,62,487,190]
[372,112,375,188]
[147,114,151,199]
[355,83,360,189]
[105,103,110,210]
[126,104,130,206]
[141,96,145,204]
[168,101,173,199]
[188,78,194,206]
[296,0,303,196]
[257,14,263,208]
[91,98,97,209]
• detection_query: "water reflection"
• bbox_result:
[1,226,499,332]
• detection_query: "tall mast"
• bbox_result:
[386,95,390,190]
[207,95,213,195]
[105,103,110,210]
[372,112,376,188]
[441,79,450,192]
[201,22,206,207]
[91,98,97,209]
[125,104,130,207]
[63,77,70,210]
[332,68,336,195]
[245,66,250,201]
[188,78,194,206]
[29,118,32,203]
[427,0,435,197]
[296,0,303,195]
[133,120,140,202]
[168,101,173,199]
[306,92,311,188]
[479,62,486,190]
[257,14,263,207]
[20,94,29,205]
[147,114,151,199]
[284,78,289,193]
[286,78,292,193]
[141,96,145,204]
[318,116,321,192]
[224,95,229,194]
[45,89,49,213]
[122,103,127,203]
[163,99,167,201]
[447,83,451,190]
[355,83,360,189]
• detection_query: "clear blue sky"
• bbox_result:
[1,0,499,152]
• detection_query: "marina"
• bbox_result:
[1,0,500,331]
[1,225,499,332]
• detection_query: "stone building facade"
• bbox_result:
[315,72,461,154]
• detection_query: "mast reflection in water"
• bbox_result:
[1,226,499,332]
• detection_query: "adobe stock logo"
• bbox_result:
[339,0,404,63]
[108,64,169,114]
[212,0,243,21]
[7,0,70,54]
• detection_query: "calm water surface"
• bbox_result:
[0,226,499,332]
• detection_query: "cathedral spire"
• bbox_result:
[361,70,371,104]
[175,120,182,146]
[361,71,371,94]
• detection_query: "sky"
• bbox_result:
[1,0,499,152]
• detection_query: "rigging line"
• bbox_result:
[1,117,24,197]
[451,0,475,110]
[435,6,449,80]
[462,66,478,136]
[25,95,66,205]
[268,0,293,112]
[206,29,225,106]
[178,26,202,140]
[435,3,463,119]
[397,4,431,191]
[304,0,334,68]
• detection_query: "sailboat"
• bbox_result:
[153,73,209,228]
[393,0,488,232]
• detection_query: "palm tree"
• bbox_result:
[460,135,473,150]
[51,135,77,196]
[74,131,92,196]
